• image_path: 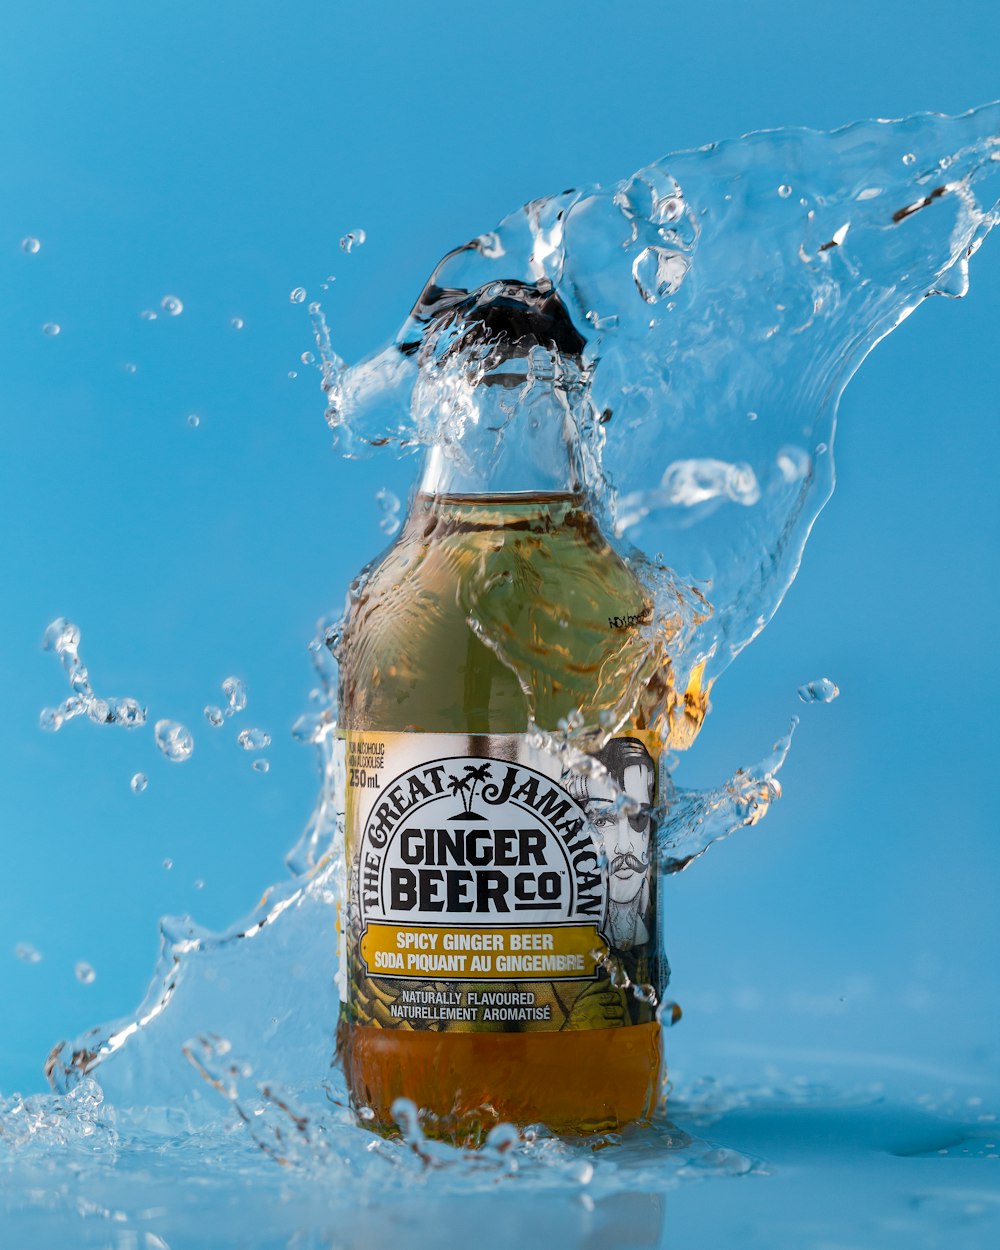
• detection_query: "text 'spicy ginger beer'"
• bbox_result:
[336,278,703,1142]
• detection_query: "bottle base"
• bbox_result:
[337,1019,663,1145]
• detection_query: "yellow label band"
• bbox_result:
[360,922,607,981]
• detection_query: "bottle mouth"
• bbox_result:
[399,276,587,382]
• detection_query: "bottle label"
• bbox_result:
[340,730,661,1033]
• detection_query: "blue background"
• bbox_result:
[1,0,997,1102]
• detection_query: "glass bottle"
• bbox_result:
[336,280,684,1143]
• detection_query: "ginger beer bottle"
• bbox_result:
[336,279,679,1142]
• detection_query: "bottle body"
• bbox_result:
[337,492,667,1141]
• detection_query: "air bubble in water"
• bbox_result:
[238,727,271,751]
[252,758,270,774]
[41,322,60,336]
[187,414,200,428]
[902,152,917,165]
[161,294,184,316]
[339,229,366,253]
[797,677,840,704]
[130,772,148,794]
[230,316,245,330]
[631,246,689,304]
[154,719,194,762]
[204,705,224,727]
[221,676,247,716]
[21,236,41,254]
[75,961,96,985]
[290,287,307,304]
[140,309,157,321]
[778,184,793,198]
[375,487,401,536]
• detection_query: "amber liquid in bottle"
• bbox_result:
[337,493,675,1140]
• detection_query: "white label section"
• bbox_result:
[355,737,606,929]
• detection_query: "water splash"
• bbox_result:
[324,103,1000,698]
[8,104,1000,1233]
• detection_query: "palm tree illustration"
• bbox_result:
[447,762,493,819]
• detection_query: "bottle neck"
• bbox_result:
[417,371,583,498]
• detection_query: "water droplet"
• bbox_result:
[131,772,148,794]
[485,1122,520,1153]
[747,410,759,421]
[655,1000,683,1027]
[75,961,96,985]
[238,727,271,751]
[339,229,366,253]
[162,858,173,871]
[39,706,64,732]
[15,942,42,964]
[41,322,61,336]
[778,184,793,198]
[289,287,307,304]
[139,309,157,321]
[252,758,270,774]
[187,413,200,428]
[154,719,194,762]
[124,362,138,374]
[902,152,916,166]
[193,878,205,890]
[221,676,247,716]
[204,705,224,727]
[300,351,315,365]
[43,619,77,653]
[287,370,298,379]
[87,698,111,725]
[797,677,840,704]
[230,316,245,330]
[160,294,184,316]
[21,236,41,254]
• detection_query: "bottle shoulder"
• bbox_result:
[338,496,654,734]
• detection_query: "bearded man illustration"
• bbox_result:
[570,736,656,952]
